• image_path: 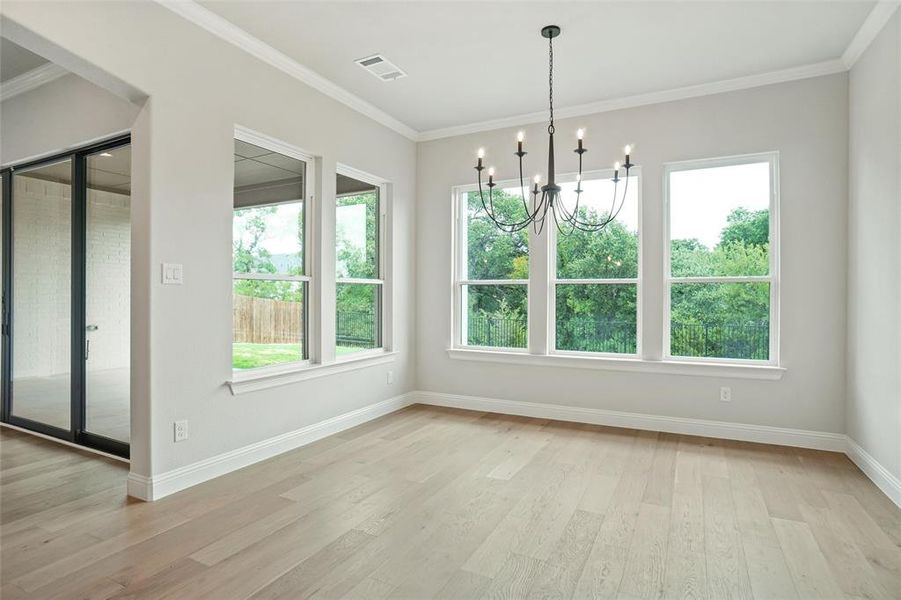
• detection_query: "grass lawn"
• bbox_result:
[233,343,370,369]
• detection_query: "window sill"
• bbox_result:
[446,348,785,380]
[227,351,398,395]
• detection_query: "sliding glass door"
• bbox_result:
[9,159,74,434]
[85,145,131,445]
[1,136,131,457]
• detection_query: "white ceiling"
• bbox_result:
[198,1,875,133]
[0,38,49,82]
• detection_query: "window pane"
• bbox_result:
[669,162,769,277]
[557,175,639,279]
[463,284,527,348]
[337,283,380,354]
[670,282,769,360]
[556,284,637,354]
[233,139,305,276]
[233,279,305,369]
[466,189,528,280]
[337,191,378,279]
[11,160,72,430]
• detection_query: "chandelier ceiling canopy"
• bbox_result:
[473,25,635,235]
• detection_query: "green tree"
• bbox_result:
[720,207,768,247]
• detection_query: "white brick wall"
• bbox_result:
[12,177,130,378]
[86,188,131,372]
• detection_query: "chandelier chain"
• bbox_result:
[548,35,554,134]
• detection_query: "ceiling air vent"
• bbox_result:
[355,54,407,82]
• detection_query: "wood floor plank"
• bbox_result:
[728,481,798,600]
[480,553,544,600]
[798,502,893,600]
[662,492,708,600]
[617,502,670,599]
[702,475,753,600]
[771,517,845,599]
[525,509,604,599]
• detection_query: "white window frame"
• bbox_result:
[452,180,530,352]
[663,151,780,366]
[335,163,392,361]
[452,168,641,356]
[549,168,642,359]
[232,126,316,373]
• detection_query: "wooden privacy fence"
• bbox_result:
[233,295,303,344]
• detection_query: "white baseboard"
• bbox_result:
[415,391,847,452]
[124,389,899,510]
[127,392,416,501]
[846,438,901,508]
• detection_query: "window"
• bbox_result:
[455,185,529,349]
[336,172,384,355]
[553,173,640,355]
[232,138,310,370]
[665,153,778,362]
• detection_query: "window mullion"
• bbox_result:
[316,156,336,365]
[528,220,549,356]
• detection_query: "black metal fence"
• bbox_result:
[670,321,769,360]
[467,316,528,348]
[557,317,636,354]
[465,314,769,359]
[337,311,378,348]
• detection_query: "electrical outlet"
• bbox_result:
[720,387,732,402]
[174,420,188,442]
[386,370,394,385]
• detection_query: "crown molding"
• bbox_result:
[0,62,68,102]
[842,1,900,68]
[417,59,847,141]
[154,0,419,141]
[156,0,891,144]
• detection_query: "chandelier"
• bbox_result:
[473,25,634,235]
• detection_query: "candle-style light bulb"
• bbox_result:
[517,131,525,143]
[577,129,585,140]
[516,131,525,155]
[488,167,495,177]
[533,174,541,184]
[614,161,621,171]
[623,144,632,155]
[477,148,485,159]
[476,147,485,170]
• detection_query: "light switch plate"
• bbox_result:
[162,263,183,285]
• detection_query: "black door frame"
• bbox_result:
[1,134,131,458]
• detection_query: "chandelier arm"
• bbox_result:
[562,173,631,230]
[475,167,541,231]
[553,198,578,236]
[532,190,552,236]
[517,153,531,216]
[606,174,631,224]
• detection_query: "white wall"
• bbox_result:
[1,1,417,485]
[0,73,139,165]
[847,10,901,481]
[417,74,849,434]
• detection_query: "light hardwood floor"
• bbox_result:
[1,405,899,599]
